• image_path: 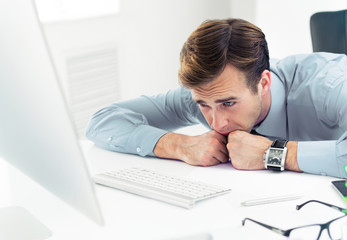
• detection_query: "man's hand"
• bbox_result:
[154,131,229,166]
[227,130,272,170]
[227,130,301,172]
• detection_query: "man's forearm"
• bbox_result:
[153,131,229,166]
[285,141,301,172]
[153,132,187,160]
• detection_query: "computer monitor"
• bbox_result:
[0,0,104,233]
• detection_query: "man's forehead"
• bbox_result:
[189,64,250,103]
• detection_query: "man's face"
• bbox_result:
[191,64,266,136]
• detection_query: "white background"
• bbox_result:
[40,0,347,100]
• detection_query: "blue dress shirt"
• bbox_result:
[86,53,347,178]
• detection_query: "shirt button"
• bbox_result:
[136,147,141,153]
[107,137,113,142]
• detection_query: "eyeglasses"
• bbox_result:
[242,200,347,240]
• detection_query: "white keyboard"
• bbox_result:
[93,167,231,209]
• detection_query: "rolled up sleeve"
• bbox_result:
[86,87,200,157]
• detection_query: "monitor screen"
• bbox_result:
[0,0,103,226]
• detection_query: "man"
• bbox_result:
[86,18,347,178]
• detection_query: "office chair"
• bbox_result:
[310,9,347,54]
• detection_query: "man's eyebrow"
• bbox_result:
[194,99,205,104]
[193,96,238,104]
[215,96,238,103]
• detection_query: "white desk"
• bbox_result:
[1,140,346,240]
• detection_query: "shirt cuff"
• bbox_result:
[297,140,340,177]
[127,125,168,157]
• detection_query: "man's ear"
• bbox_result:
[258,70,271,96]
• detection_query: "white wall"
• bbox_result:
[43,0,231,100]
[118,0,231,99]
[42,15,121,97]
[230,0,347,59]
[118,0,347,97]
[43,0,347,100]
[230,0,257,23]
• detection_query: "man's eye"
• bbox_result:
[223,102,234,107]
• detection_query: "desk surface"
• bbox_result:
[1,140,345,240]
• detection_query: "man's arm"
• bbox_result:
[85,101,168,157]
[297,75,347,178]
[154,131,229,166]
[226,131,301,171]
[86,87,229,166]
[86,87,196,156]
[226,129,347,178]
[227,57,347,178]
[273,53,347,178]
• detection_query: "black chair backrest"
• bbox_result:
[310,9,347,54]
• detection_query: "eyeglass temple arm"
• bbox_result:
[242,218,288,236]
[296,200,346,214]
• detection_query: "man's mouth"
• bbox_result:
[218,131,230,136]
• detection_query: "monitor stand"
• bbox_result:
[0,206,51,240]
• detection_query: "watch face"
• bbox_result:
[268,149,283,166]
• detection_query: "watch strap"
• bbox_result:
[271,139,288,148]
[267,165,282,171]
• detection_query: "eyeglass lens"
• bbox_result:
[288,217,347,240]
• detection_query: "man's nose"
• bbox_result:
[211,111,228,132]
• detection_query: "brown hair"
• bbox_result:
[178,18,269,93]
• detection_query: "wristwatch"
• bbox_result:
[263,139,288,171]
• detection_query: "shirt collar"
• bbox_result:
[253,72,287,139]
